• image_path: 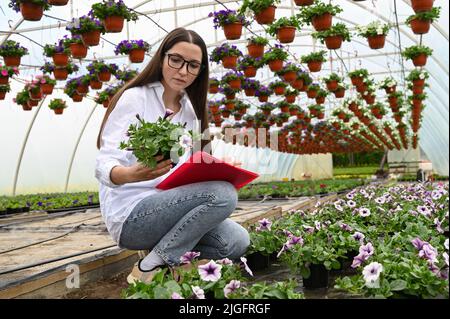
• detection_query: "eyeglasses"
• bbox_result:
[165,53,204,76]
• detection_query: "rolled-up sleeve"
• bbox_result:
[95,89,142,188]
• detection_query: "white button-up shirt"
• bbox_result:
[95,81,199,245]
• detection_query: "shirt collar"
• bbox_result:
[147,81,189,104]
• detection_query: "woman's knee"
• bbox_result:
[205,181,238,212]
[226,224,250,260]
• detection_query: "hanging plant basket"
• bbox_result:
[292,78,304,90]
[316,96,325,105]
[90,79,103,90]
[22,103,33,111]
[324,36,343,50]
[0,76,9,85]
[104,15,125,33]
[223,23,243,40]
[53,108,65,115]
[247,43,265,58]
[254,6,276,25]
[411,0,435,13]
[413,78,425,87]
[19,2,44,21]
[364,95,376,105]
[208,84,219,94]
[49,0,69,5]
[243,66,257,78]
[76,84,89,95]
[312,13,332,31]
[221,55,238,69]
[268,59,284,72]
[225,93,235,100]
[273,86,285,95]
[41,83,54,95]
[412,85,424,95]
[228,79,241,89]
[367,35,386,49]
[283,71,297,83]
[412,54,428,67]
[81,30,102,47]
[0,92,6,100]
[69,43,88,59]
[3,56,21,67]
[385,86,396,94]
[334,88,345,98]
[325,80,338,92]
[52,53,69,67]
[53,68,68,80]
[258,95,269,103]
[98,70,112,82]
[277,26,296,43]
[27,99,39,107]
[350,76,364,87]
[244,88,256,96]
[71,93,83,102]
[129,49,146,63]
[306,88,318,99]
[307,61,322,73]
[294,0,314,5]
[285,94,296,103]
[356,84,367,93]
[410,18,431,34]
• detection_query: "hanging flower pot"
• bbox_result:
[104,15,125,33]
[317,112,325,120]
[52,52,69,67]
[49,0,69,5]
[350,76,364,87]
[223,23,243,40]
[53,67,68,80]
[277,26,296,43]
[292,78,304,90]
[268,59,284,72]
[334,87,345,98]
[27,99,39,107]
[19,1,45,21]
[0,76,9,85]
[225,93,236,100]
[41,83,54,95]
[53,108,65,115]
[224,101,235,111]
[285,94,296,103]
[412,85,424,95]
[3,56,21,67]
[273,86,285,95]
[0,91,6,100]
[325,80,338,92]
[294,0,314,5]
[71,93,83,102]
[258,95,269,103]
[69,43,88,59]
[316,96,325,105]
[247,43,265,58]
[90,78,103,90]
[209,84,219,94]
[324,35,343,50]
[364,95,376,105]
[385,86,396,94]
[307,87,318,99]
[244,88,256,96]
[243,66,257,78]
[312,13,332,31]
[98,70,112,82]
[412,54,428,67]
[409,18,431,34]
[411,0,435,13]
[367,35,386,49]
[283,71,297,83]
[81,30,102,47]
[129,49,146,63]
[255,6,276,25]
[221,55,238,69]
[307,61,322,73]
[356,84,367,93]
[76,84,89,95]
[228,79,241,90]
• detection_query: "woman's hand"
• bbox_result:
[110,155,173,185]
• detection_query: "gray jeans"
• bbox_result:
[119,181,250,266]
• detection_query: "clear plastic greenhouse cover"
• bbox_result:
[0,0,448,195]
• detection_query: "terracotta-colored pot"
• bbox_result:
[22,103,33,111]
[316,96,325,105]
[326,80,338,92]
[53,68,68,80]
[209,85,219,94]
[0,76,9,85]
[41,83,54,95]
[20,2,44,21]
[49,0,69,5]
[243,66,257,78]
[225,93,235,100]
[277,26,296,43]
[71,93,83,102]
[411,0,434,13]
[268,59,284,72]
[258,95,269,103]
[28,99,39,107]
[410,18,431,34]
[76,84,89,95]
[221,55,238,69]
[2,56,21,67]
[255,6,276,25]
[0,91,6,100]
[364,95,376,105]
[283,71,297,83]
[90,79,103,90]
[385,86,396,94]
[104,15,124,33]
[367,35,386,49]
[247,43,265,58]
[307,60,322,73]
[334,88,345,98]
[98,71,112,82]
[324,35,343,50]
[285,94,296,103]
[81,30,101,46]
[412,85,424,95]
[294,0,314,5]
[311,13,332,31]
[412,54,428,67]
[129,49,146,63]
[69,43,88,59]
[292,78,304,90]
[244,88,256,96]
[228,79,241,89]
[52,53,69,67]
[350,76,363,87]
[413,79,425,87]
[307,89,318,99]
[274,86,285,95]
[53,108,64,115]
[223,23,243,40]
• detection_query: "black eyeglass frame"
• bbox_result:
[164,52,204,75]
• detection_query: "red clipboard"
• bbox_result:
[156,151,259,190]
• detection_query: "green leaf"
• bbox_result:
[389,279,407,291]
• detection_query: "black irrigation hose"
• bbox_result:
[0,244,117,276]
[0,208,88,229]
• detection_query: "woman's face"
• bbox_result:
[162,41,203,92]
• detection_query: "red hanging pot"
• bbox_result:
[294,0,314,5]
[334,88,345,98]
[41,83,54,95]
[76,84,89,95]
[98,70,112,82]
[20,2,44,21]
[53,108,64,115]
[69,43,88,59]
[283,71,297,83]
[311,13,332,31]
[223,23,243,40]
[81,30,101,46]
[413,79,425,87]
[72,93,83,102]
[258,95,269,103]
[324,36,343,50]
[316,96,325,105]
[221,55,238,69]
[243,66,257,78]
[274,86,285,95]
[48,0,69,5]
[129,49,146,63]
[3,56,21,67]
[52,53,69,67]
[277,26,296,43]
[244,88,256,96]
[292,78,304,90]
[411,0,435,13]
[268,59,284,72]
[410,18,431,34]
[0,76,9,85]
[225,93,235,100]
[307,60,322,73]
[209,84,219,94]
[412,54,428,67]
[350,76,363,87]
[0,92,6,100]
[104,15,125,33]
[22,103,32,111]
[307,88,318,99]
[326,80,338,92]
[285,94,296,103]
[228,79,241,89]
[53,68,68,80]
[255,6,276,25]
[367,35,386,49]
[247,44,265,58]
[90,79,103,90]
[412,85,424,95]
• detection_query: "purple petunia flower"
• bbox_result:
[191,286,205,299]
[224,280,241,298]
[180,251,201,264]
[256,218,272,231]
[351,252,369,268]
[198,260,222,282]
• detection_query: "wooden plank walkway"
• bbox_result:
[0,195,337,299]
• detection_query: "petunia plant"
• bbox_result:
[356,21,391,38]
[210,43,242,63]
[91,0,138,22]
[0,40,29,57]
[208,9,250,29]
[114,40,150,55]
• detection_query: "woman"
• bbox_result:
[95,28,250,284]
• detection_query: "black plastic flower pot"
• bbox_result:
[269,252,278,262]
[6,207,23,214]
[302,264,329,289]
[245,252,270,271]
[22,206,30,213]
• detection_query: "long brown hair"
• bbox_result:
[97,27,210,150]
